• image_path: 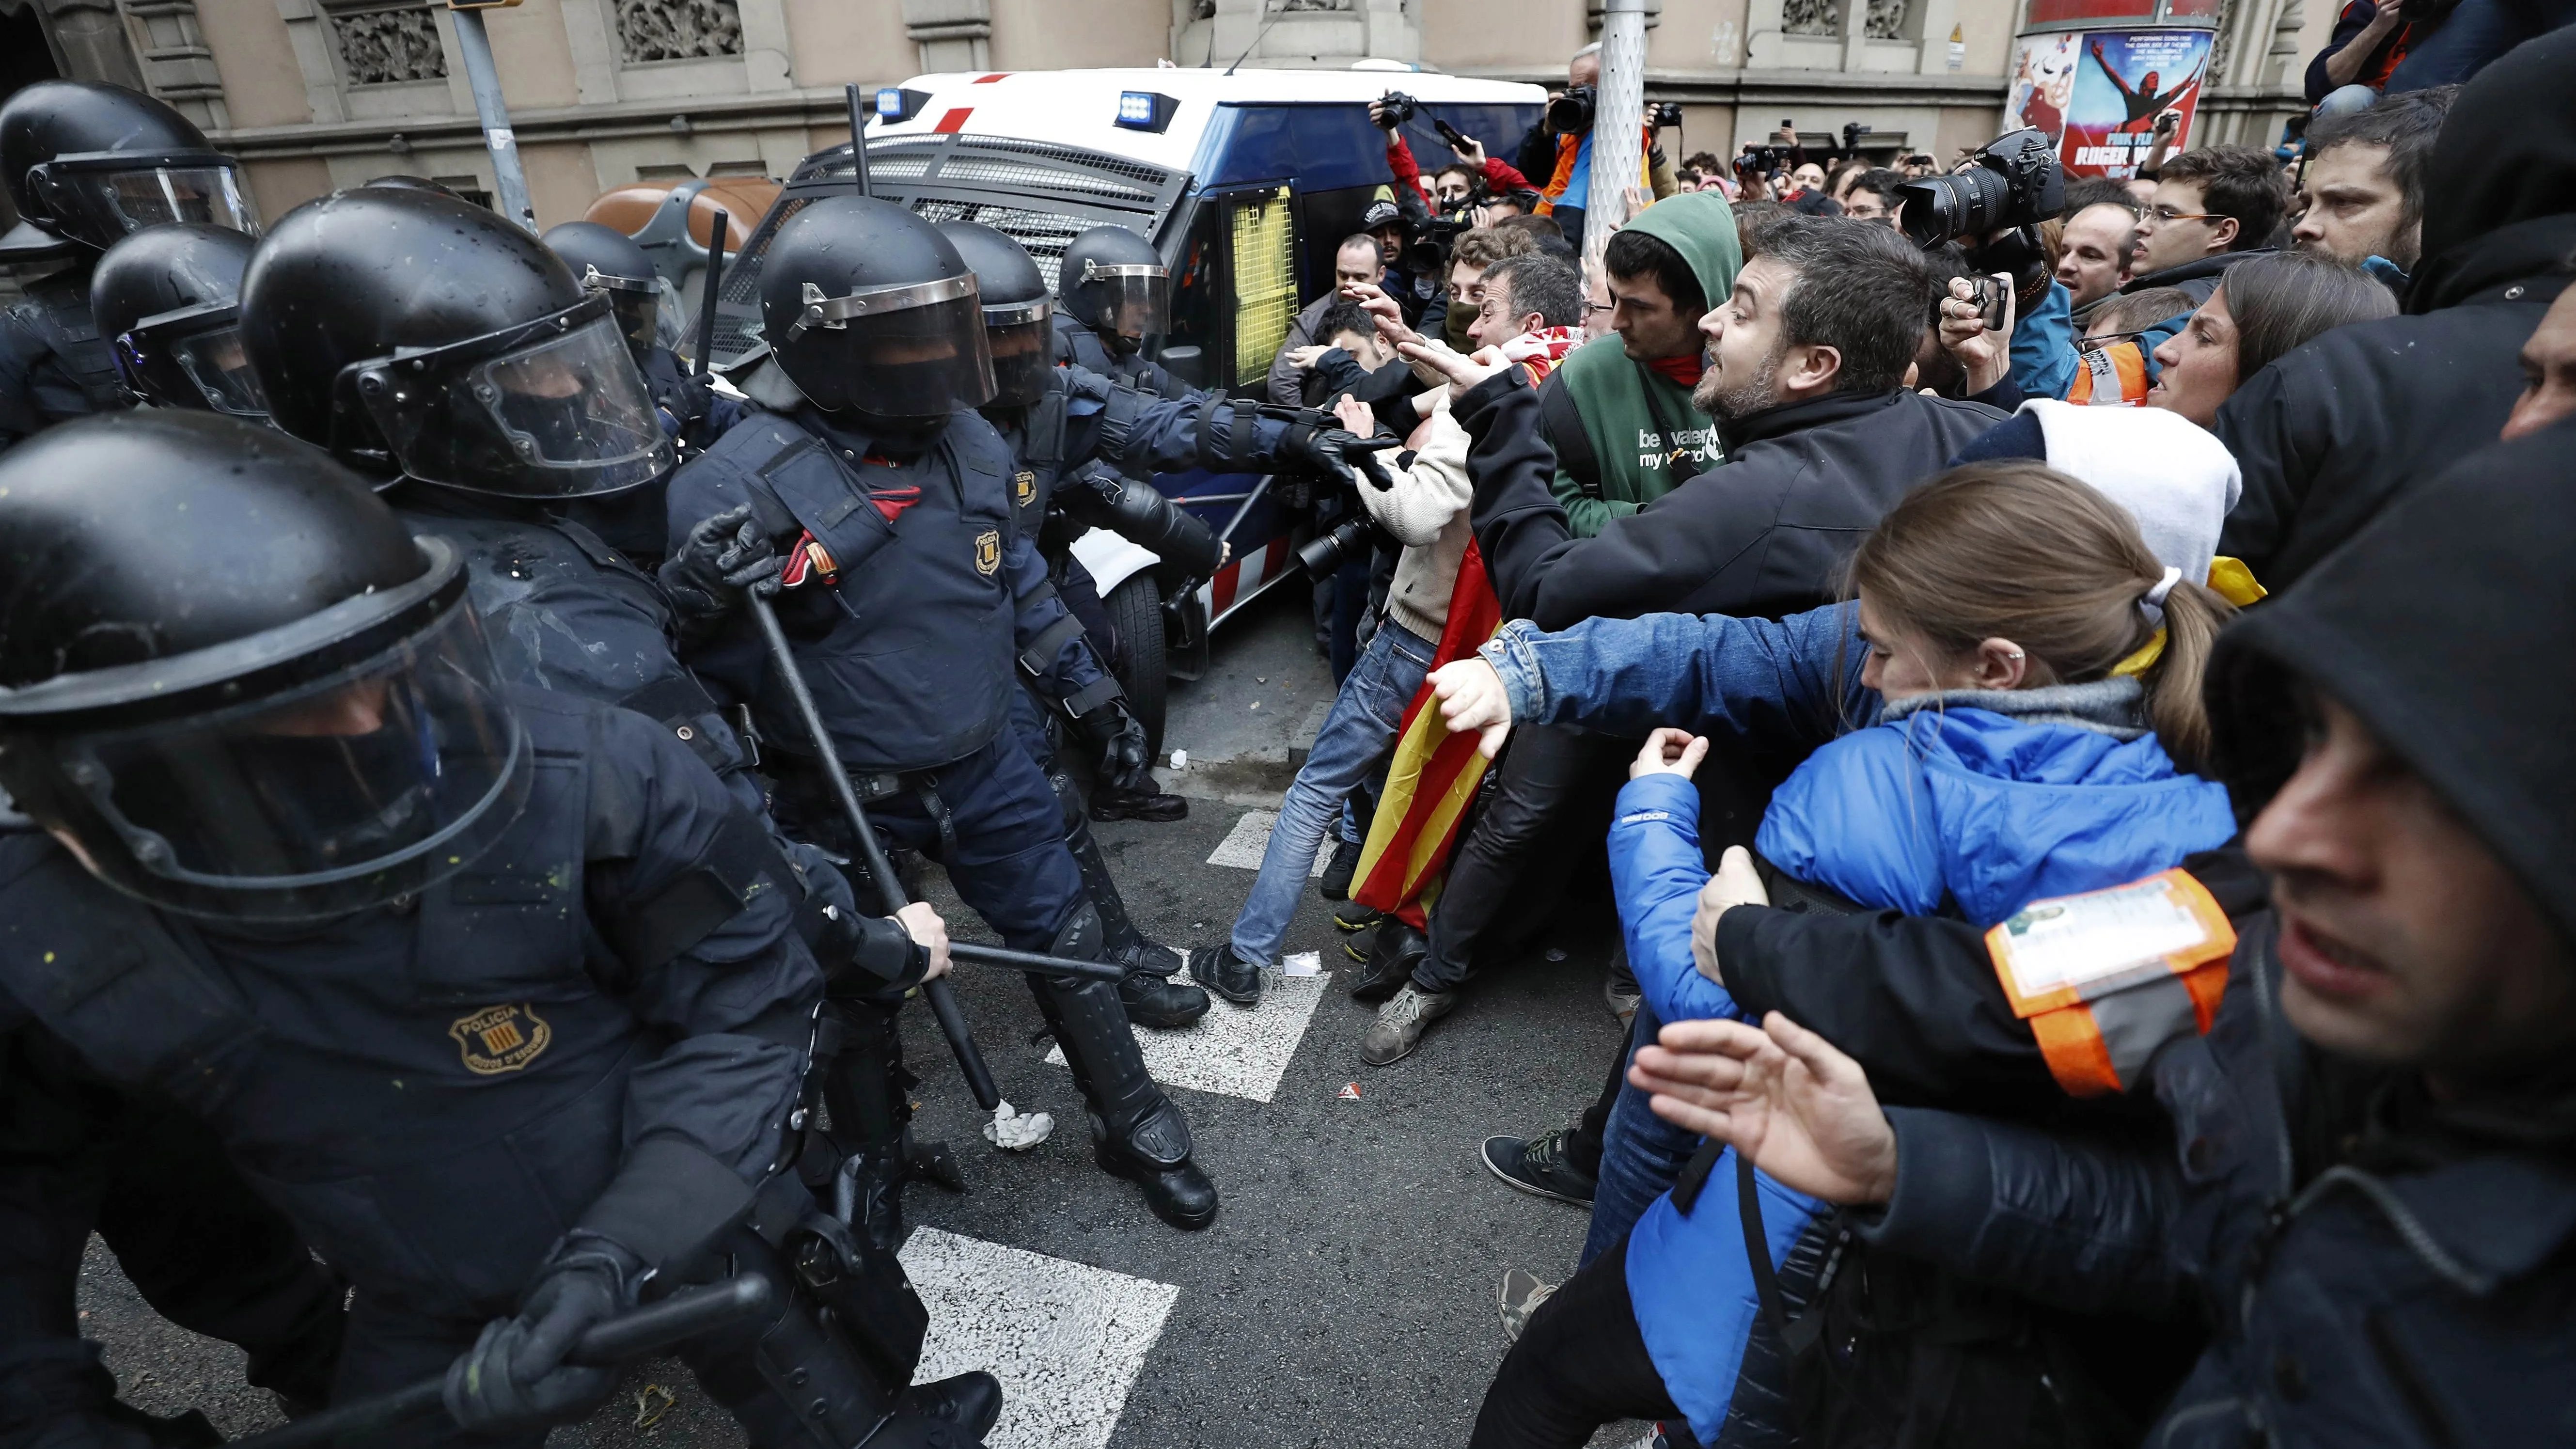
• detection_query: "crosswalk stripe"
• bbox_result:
[1206,807,1328,876]
[1048,956,1330,1104]
[901,1227,1180,1449]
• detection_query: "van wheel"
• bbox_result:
[1107,573,1167,761]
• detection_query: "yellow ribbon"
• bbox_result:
[2206,556,2267,607]
[2111,627,2167,678]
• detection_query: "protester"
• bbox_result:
[2290,85,2453,285]
[2058,284,2197,404]
[2506,279,2576,437]
[1632,422,2576,1449]
[1534,190,1741,537]
[1465,463,2238,1449]
[2140,251,2396,425]
[1439,225,1543,349]
[2219,25,2576,588]
[1271,233,1388,404]
[1836,168,1903,225]
[2117,145,2290,306]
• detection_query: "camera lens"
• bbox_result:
[1896,167,2010,247]
[1547,86,1596,136]
[1297,516,1373,578]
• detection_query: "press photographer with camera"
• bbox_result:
[1510,44,1681,254]
[1898,126,2083,403]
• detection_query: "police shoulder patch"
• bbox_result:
[450,1004,551,1075]
[1014,469,1037,506]
[974,528,1002,576]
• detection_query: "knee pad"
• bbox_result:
[1050,901,1105,961]
[1048,763,1085,837]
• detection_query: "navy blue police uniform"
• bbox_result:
[0,264,128,453]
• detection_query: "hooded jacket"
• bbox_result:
[1541,189,1743,536]
[2215,27,2576,589]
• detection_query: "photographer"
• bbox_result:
[1377,94,1537,211]
[1513,43,1681,254]
[1897,127,2082,403]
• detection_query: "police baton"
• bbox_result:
[692,206,729,380]
[227,1275,775,1449]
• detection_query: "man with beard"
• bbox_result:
[1415,214,2003,1210]
[2288,85,2453,286]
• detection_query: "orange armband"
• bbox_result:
[1986,869,2236,1097]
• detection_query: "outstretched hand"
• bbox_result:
[1345,280,1429,354]
[1396,339,1513,402]
[1430,658,1513,758]
[1628,1012,1899,1205]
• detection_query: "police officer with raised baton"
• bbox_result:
[664,196,1225,1229]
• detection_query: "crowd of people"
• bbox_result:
[1244,22,2576,1449]
[0,12,2568,1449]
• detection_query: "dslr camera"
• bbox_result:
[1734,143,1787,178]
[1548,84,1596,136]
[1896,126,2064,247]
[1841,121,1872,154]
[1376,90,1419,129]
[1403,212,1473,274]
[1648,100,1684,129]
[1298,507,1393,579]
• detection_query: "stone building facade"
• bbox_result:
[0,0,2323,231]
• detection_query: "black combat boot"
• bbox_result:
[1063,808,1208,1028]
[898,1371,1004,1438]
[1037,974,1220,1230]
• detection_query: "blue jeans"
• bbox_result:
[1581,996,1707,1266]
[1230,618,1435,966]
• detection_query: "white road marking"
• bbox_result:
[1048,958,1330,1104]
[1206,807,1328,876]
[901,1227,1180,1449]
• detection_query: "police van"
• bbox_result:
[707,66,1542,745]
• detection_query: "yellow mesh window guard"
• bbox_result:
[1229,193,1296,387]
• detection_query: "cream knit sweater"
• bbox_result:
[1359,399,1475,644]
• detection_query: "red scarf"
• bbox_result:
[1647,352,1705,388]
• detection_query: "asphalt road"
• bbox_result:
[77,587,1651,1449]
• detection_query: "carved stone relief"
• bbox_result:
[328,2,445,85]
[615,0,743,63]
[1783,0,1841,35]
[1863,0,1907,40]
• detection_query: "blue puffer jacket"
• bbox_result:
[1757,684,2241,928]
[1610,680,2237,1445]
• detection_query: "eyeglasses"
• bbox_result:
[1584,300,1615,315]
[2144,206,2220,225]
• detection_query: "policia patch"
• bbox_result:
[450,1004,552,1075]
[1013,469,1037,507]
[975,528,1001,575]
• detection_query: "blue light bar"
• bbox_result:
[875,87,903,118]
[1115,91,1179,133]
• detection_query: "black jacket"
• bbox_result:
[2071,248,2266,326]
[1458,371,2003,630]
[2215,29,2576,590]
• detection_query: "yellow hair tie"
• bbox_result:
[2206,556,2267,608]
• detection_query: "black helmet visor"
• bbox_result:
[33,153,256,246]
[1073,259,1168,340]
[785,273,997,416]
[577,263,661,358]
[349,295,674,499]
[4,541,530,921]
[985,294,1053,407]
[116,302,267,418]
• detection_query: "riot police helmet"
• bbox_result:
[936,220,1053,408]
[1057,224,1169,354]
[0,81,255,255]
[542,219,661,362]
[91,222,267,419]
[240,187,672,498]
[0,411,530,922]
[359,174,464,200]
[758,196,994,421]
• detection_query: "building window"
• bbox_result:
[328,0,447,85]
[614,0,745,63]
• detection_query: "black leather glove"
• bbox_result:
[659,504,784,626]
[1281,420,1398,491]
[1074,699,1155,796]
[442,1248,628,1435]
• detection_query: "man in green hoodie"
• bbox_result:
[1539,189,1743,536]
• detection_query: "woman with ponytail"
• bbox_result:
[1464,462,2242,1449]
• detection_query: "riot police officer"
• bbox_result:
[0,413,992,1449]
[238,187,974,1255]
[88,221,266,419]
[663,196,1223,1229]
[1051,223,1198,397]
[0,80,255,452]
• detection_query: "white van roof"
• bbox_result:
[865,67,1546,174]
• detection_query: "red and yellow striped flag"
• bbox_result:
[1349,538,1504,928]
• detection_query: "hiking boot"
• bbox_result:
[1348,918,1426,1003]
[1498,1268,1557,1342]
[1318,836,1361,900]
[1184,943,1264,1006]
[1113,942,1210,1029]
[1362,984,1457,1066]
[1480,1127,1597,1207]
